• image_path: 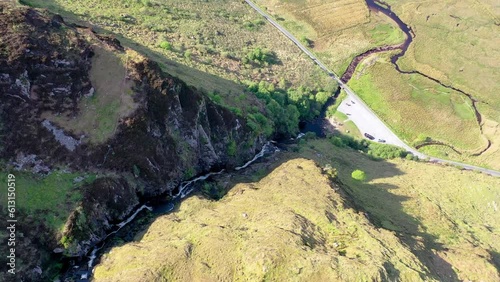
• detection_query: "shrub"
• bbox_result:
[245,47,277,65]
[413,134,431,146]
[300,36,314,47]
[329,136,345,148]
[340,135,367,151]
[367,143,408,159]
[159,41,172,50]
[201,182,225,200]
[60,235,72,249]
[325,105,337,118]
[304,132,317,140]
[141,0,153,7]
[229,107,242,116]
[184,167,195,179]
[227,140,237,156]
[133,165,140,178]
[247,113,273,137]
[323,164,338,180]
[315,91,331,105]
[242,19,265,31]
[351,169,367,181]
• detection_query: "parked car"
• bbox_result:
[378,139,386,143]
[364,133,375,140]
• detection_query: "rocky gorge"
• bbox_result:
[0,3,266,280]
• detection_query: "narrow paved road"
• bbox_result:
[245,0,500,177]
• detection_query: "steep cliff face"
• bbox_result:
[86,58,264,196]
[62,56,265,255]
[0,3,265,280]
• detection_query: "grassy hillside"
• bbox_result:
[94,158,429,281]
[21,0,336,95]
[41,46,140,144]
[0,171,94,231]
[298,139,500,281]
[93,140,500,281]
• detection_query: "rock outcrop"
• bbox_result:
[0,3,265,280]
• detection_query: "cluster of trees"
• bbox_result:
[247,81,332,137]
[243,47,278,66]
[328,134,417,160]
[246,112,274,137]
[206,80,332,139]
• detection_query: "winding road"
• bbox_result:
[244,0,500,177]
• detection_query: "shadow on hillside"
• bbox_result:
[488,249,500,273]
[335,165,459,281]
[198,136,459,281]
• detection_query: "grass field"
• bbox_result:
[348,54,485,152]
[21,0,335,95]
[43,46,138,144]
[0,170,95,231]
[253,0,405,73]
[328,110,362,138]
[385,0,499,109]
[388,0,500,169]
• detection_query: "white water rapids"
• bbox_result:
[83,141,280,278]
[87,204,153,269]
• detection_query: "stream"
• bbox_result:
[306,0,487,152]
[367,0,488,152]
[62,142,280,281]
[300,0,414,136]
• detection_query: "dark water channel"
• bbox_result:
[366,0,487,148]
[341,0,415,83]
[302,0,415,137]
[59,143,279,281]
[304,0,486,150]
